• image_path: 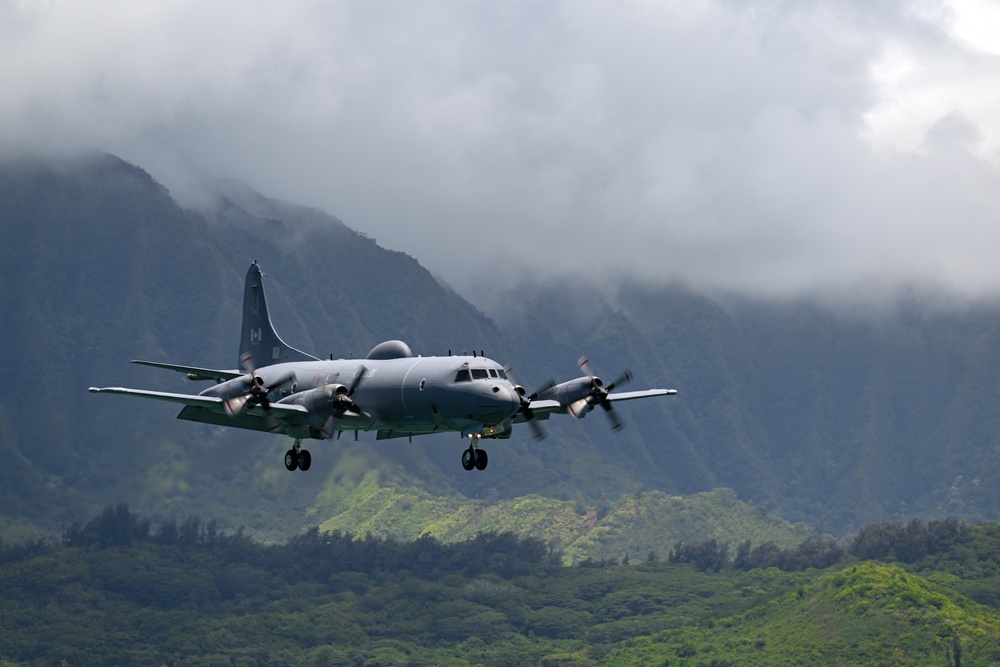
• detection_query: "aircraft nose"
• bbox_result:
[477,383,520,421]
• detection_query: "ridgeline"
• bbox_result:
[3,151,1000,554]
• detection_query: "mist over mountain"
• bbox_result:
[2,152,999,543]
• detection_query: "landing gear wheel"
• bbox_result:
[298,449,312,471]
[474,448,489,471]
[284,449,299,471]
[461,447,476,471]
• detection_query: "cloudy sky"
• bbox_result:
[2,0,999,304]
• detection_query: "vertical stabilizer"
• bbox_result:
[240,262,318,368]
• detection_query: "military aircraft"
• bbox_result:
[89,262,677,472]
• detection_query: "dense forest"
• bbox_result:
[2,505,1000,666]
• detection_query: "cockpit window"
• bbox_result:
[497,369,508,379]
[454,369,471,382]
[488,369,499,378]
[471,369,489,380]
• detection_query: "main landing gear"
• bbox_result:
[461,443,488,471]
[284,440,312,472]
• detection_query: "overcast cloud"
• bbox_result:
[2,0,999,304]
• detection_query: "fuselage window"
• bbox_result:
[471,368,489,380]
[488,369,499,378]
[454,369,471,382]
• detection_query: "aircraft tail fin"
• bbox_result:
[240,262,318,368]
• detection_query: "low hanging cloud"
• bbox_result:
[1,0,998,303]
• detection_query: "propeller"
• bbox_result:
[505,367,555,440]
[224,353,293,417]
[320,365,370,438]
[569,356,633,430]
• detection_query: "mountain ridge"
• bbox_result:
[4,151,1000,547]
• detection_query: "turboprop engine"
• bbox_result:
[294,383,350,412]
[536,357,634,430]
[200,369,292,416]
[284,369,370,438]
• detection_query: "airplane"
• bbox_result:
[89,262,678,472]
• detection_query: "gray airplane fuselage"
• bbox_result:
[196,354,521,439]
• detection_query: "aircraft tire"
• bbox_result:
[461,447,475,471]
[284,449,299,471]
[474,448,488,471]
[298,449,312,471]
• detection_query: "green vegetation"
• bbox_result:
[563,488,811,564]
[3,507,1000,666]
[605,562,1000,666]
[312,466,809,565]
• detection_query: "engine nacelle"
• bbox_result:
[289,383,349,412]
[199,374,252,400]
[538,377,595,407]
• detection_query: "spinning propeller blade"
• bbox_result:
[506,367,554,440]
[224,353,293,419]
[576,356,632,430]
[321,365,369,438]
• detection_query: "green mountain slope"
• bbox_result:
[605,561,1000,666]
[562,488,810,564]
[311,468,809,564]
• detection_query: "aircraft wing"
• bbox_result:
[130,360,244,382]
[87,386,308,417]
[515,389,677,421]
[88,386,226,409]
[607,389,678,402]
[512,399,561,421]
